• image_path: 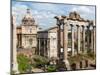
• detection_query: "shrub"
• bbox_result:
[17,54,31,73]
[47,65,56,72]
[32,55,49,68]
[87,52,96,60]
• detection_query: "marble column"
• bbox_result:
[82,60,85,69]
[18,34,21,48]
[46,39,49,57]
[76,25,81,54]
[63,22,70,70]
[17,35,19,47]
[90,28,94,52]
[12,15,19,74]
[87,26,90,53]
[47,39,50,58]
[38,39,40,55]
[55,16,62,59]
[20,34,22,47]
[44,39,46,57]
[71,24,75,56]
[18,35,20,47]
[17,34,19,48]
[58,25,61,59]
[93,26,96,54]
[63,22,68,60]
[76,63,80,70]
[82,25,86,53]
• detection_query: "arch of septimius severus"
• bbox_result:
[12,9,96,73]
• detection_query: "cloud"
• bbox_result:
[12,2,28,25]
[12,1,57,27]
[12,1,95,29]
[71,6,95,20]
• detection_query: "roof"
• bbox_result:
[17,26,21,29]
[38,26,58,33]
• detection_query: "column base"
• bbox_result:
[72,54,75,56]
[63,59,70,70]
[78,50,81,54]
[76,63,80,70]
[12,62,19,74]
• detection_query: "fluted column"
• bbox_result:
[82,25,86,53]
[71,24,75,56]
[93,26,96,54]
[76,25,81,54]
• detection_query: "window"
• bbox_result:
[29,27,32,33]
[29,38,33,45]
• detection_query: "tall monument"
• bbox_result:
[12,15,19,74]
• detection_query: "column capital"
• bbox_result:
[76,25,80,27]
[54,16,59,19]
[81,25,85,27]
[86,25,90,30]
[54,16,62,26]
[70,24,74,27]
[63,19,68,25]
[57,20,61,26]
[87,25,90,28]
[93,25,96,28]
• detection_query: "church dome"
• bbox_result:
[22,9,35,25]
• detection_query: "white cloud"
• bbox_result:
[71,6,95,20]
[12,3,28,25]
[12,1,95,28]
[71,6,93,14]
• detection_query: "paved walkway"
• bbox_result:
[32,68,44,73]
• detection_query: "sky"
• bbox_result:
[12,0,96,29]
